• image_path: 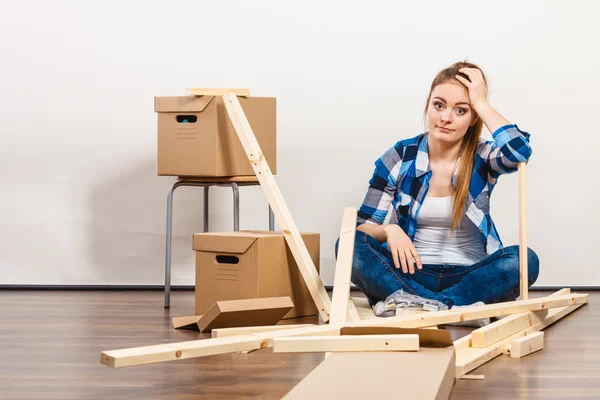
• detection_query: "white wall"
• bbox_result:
[1,0,598,287]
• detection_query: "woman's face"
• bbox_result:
[426,82,477,145]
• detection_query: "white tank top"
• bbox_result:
[413,195,486,266]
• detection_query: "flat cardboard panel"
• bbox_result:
[282,349,455,400]
[155,95,276,177]
[195,231,319,319]
[196,297,294,332]
[172,315,203,330]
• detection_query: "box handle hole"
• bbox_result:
[176,115,198,123]
[216,255,240,264]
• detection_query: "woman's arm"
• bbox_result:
[457,67,532,175]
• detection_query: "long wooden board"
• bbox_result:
[273,334,419,353]
[186,88,250,96]
[101,293,586,368]
[211,324,316,338]
[518,162,528,300]
[222,93,331,322]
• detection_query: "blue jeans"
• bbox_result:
[335,230,540,307]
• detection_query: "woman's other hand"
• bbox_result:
[383,225,423,274]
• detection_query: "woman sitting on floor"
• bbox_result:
[337,61,539,312]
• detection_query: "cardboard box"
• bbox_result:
[283,327,455,399]
[193,231,320,319]
[155,96,276,177]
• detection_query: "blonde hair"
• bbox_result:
[423,61,488,232]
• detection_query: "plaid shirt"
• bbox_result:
[357,124,532,255]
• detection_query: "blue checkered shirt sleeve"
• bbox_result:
[477,124,532,175]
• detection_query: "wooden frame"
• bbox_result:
[101,293,586,368]
[453,289,584,377]
[222,93,332,322]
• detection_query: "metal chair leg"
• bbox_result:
[164,180,184,308]
[269,206,275,231]
[231,182,239,231]
[203,186,209,232]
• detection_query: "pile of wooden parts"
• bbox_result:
[100,91,589,399]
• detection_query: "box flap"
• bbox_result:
[193,233,258,254]
[155,96,215,112]
[339,326,453,347]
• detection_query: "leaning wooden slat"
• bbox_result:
[455,302,584,377]
[222,93,331,322]
[471,309,547,348]
[454,288,570,351]
[273,334,419,353]
[101,293,586,368]
[345,293,587,329]
[186,88,250,96]
[211,324,316,338]
[509,331,544,358]
[518,162,528,300]
[329,207,358,327]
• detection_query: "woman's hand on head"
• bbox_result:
[455,67,488,111]
[383,225,423,274]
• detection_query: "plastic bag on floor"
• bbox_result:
[374,289,449,317]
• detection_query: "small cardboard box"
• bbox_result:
[284,327,456,399]
[154,96,276,177]
[193,231,320,319]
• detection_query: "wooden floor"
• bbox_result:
[0,290,598,400]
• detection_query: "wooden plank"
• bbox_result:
[346,293,587,329]
[186,88,250,96]
[518,162,528,300]
[470,309,548,348]
[196,297,293,332]
[101,293,587,368]
[455,302,584,377]
[509,331,544,358]
[329,207,357,327]
[222,93,332,322]
[273,334,419,353]
[211,324,316,338]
